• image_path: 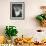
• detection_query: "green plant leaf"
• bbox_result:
[5,26,18,39]
[36,15,44,21]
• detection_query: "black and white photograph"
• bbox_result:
[10,2,25,20]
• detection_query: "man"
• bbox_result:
[12,4,22,17]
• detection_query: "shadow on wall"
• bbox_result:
[29,15,40,27]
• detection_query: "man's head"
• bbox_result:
[40,6,46,14]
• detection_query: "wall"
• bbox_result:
[0,0,46,37]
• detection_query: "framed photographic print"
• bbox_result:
[10,2,25,20]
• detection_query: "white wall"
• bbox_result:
[0,0,46,37]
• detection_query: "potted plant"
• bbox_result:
[36,6,46,27]
[5,26,18,43]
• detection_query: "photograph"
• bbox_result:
[10,2,25,20]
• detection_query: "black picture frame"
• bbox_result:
[10,2,25,20]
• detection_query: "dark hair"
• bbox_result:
[12,4,22,9]
[40,6,46,9]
